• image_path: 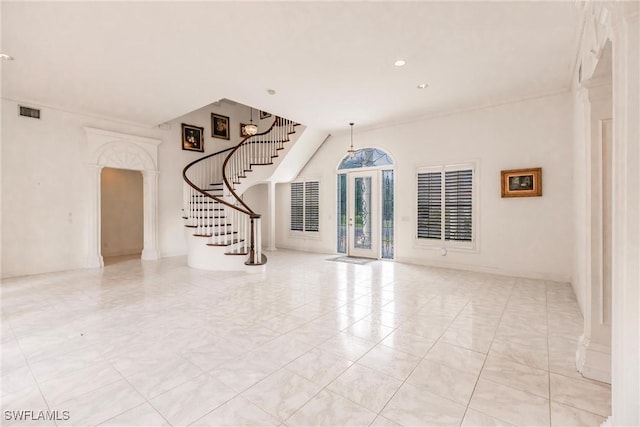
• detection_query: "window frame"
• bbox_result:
[415,162,479,252]
[289,178,321,237]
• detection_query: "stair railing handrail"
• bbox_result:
[182,145,251,216]
[221,116,283,216]
[182,116,283,216]
[182,115,294,266]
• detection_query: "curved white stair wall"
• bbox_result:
[185,229,265,273]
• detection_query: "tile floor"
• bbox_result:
[1,251,611,426]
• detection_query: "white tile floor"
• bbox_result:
[1,251,611,426]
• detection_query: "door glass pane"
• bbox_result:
[354,176,372,249]
[337,174,347,253]
[381,170,394,259]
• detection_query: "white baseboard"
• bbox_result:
[395,256,571,282]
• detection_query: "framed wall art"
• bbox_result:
[181,123,204,152]
[501,167,542,197]
[211,113,230,140]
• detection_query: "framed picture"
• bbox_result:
[501,167,542,197]
[181,123,204,152]
[240,123,252,138]
[211,113,230,140]
[260,110,271,120]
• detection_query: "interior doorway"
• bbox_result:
[100,167,143,265]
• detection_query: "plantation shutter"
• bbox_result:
[304,181,320,232]
[444,169,473,242]
[417,171,442,239]
[290,182,304,231]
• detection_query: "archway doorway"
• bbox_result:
[85,128,161,268]
[101,167,144,265]
[337,148,394,259]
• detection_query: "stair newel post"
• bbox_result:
[256,216,262,261]
[248,213,259,264]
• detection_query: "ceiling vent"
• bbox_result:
[19,105,41,119]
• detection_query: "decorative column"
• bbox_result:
[576,75,613,384]
[141,170,160,260]
[86,163,104,268]
[608,3,639,425]
[267,181,277,251]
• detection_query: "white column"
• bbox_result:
[267,181,277,251]
[608,4,639,426]
[86,163,104,268]
[141,170,160,260]
[576,80,613,384]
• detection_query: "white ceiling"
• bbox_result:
[1,1,581,133]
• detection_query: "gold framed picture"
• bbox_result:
[501,167,542,198]
[181,123,204,152]
[211,113,230,140]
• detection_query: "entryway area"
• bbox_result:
[101,167,143,265]
[337,148,394,260]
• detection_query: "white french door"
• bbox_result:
[348,170,379,259]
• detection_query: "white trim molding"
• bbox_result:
[85,127,162,267]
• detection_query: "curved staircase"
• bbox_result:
[182,116,297,271]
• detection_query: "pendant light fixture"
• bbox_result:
[348,122,357,158]
[244,108,258,136]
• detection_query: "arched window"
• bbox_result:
[338,148,393,170]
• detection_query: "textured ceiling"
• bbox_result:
[1,1,581,132]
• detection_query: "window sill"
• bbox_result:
[288,231,322,240]
[414,238,478,254]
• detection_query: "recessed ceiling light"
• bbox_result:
[417,83,429,89]
[394,59,406,67]
[267,89,276,95]
[0,53,15,60]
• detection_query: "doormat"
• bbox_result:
[327,256,374,265]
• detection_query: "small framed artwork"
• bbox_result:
[260,110,271,120]
[240,123,251,138]
[211,113,230,140]
[181,123,204,152]
[501,167,542,198]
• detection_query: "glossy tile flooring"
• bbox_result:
[1,251,611,426]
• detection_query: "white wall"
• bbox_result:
[276,93,574,281]
[100,167,143,257]
[1,98,265,277]
[242,183,269,248]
